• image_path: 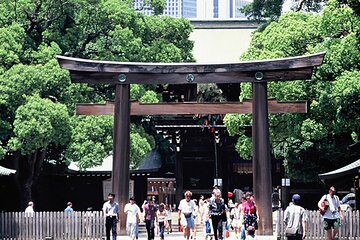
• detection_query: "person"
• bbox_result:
[242,192,259,231]
[318,186,343,240]
[64,202,74,212]
[245,226,257,240]
[84,207,93,236]
[178,190,197,240]
[124,196,140,240]
[283,194,307,240]
[157,203,168,240]
[165,204,173,234]
[25,201,34,216]
[102,193,119,240]
[143,196,157,240]
[238,197,247,240]
[208,189,227,240]
[340,187,356,210]
[272,188,281,211]
[198,195,206,223]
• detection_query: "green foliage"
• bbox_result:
[65,116,113,169]
[9,95,70,155]
[241,0,284,22]
[0,0,194,205]
[0,141,5,160]
[226,3,360,182]
[0,23,25,71]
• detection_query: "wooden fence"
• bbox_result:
[276,209,360,240]
[0,211,105,240]
[1,210,359,239]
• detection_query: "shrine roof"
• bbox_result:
[318,159,360,180]
[0,165,16,176]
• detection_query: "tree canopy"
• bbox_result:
[225,0,360,182]
[0,0,194,208]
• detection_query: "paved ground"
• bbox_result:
[116,212,279,239]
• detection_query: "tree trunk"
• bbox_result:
[19,148,47,210]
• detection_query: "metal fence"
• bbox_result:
[276,209,360,239]
[0,211,105,240]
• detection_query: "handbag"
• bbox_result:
[319,195,328,215]
[285,226,298,237]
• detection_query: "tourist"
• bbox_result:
[238,197,247,240]
[178,190,197,240]
[102,193,119,240]
[208,189,227,240]
[64,202,74,212]
[318,186,343,240]
[198,195,206,223]
[283,194,307,240]
[124,196,140,240]
[340,187,356,210]
[245,226,257,240]
[25,201,34,217]
[157,203,167,240]
[143,196,157,240]
[166,204,173,234]
[242,192,258,233]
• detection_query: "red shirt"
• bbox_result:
[243,201,256,215]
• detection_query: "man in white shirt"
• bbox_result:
[318,186,343,240]
[102,193,119,240]
[25,201,34,217]
[178,191,196,240]
[124,196,140,240]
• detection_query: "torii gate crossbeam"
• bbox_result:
[57,52,325,236]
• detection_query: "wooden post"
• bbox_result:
[112,84,130,235]
[252,82,273,235]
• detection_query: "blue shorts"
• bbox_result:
[185,216,194,228]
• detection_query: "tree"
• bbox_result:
[0,0,194,208]
[8,95,70,203]
[225,0,360,182]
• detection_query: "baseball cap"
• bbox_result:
[292,194,301,201]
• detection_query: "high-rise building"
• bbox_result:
[133,0,251,19]
[182,0,197,18]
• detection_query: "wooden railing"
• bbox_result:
[0,211,105,240]
[276,209,360,240]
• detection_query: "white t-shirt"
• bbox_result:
[178,199,196,214]
[124,203,140,224]
[319,194,340,219]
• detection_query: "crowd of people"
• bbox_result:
[100,186,261,240]
[22,185,352,240]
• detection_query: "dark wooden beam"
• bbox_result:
[57,52,325,84]
[68,68,314,84]
[75,100,307,115]
[57,52,325,73]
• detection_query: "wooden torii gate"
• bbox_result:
[57,52,325,235]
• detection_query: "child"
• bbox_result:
[245,226,257,240]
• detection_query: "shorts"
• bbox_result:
[185,216,195,228]
[324,218,341,230]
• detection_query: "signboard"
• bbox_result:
[214,178,223,187]
[281,178,290,187]
[102,178,134,200]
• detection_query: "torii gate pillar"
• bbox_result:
[113,84,130,234]
[252,82,272,235]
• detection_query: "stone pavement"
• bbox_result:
[118,228,277,240]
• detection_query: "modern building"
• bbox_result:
[133,0,252,19]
